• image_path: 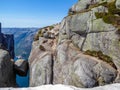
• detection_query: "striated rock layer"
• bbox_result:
[29,0,120,88]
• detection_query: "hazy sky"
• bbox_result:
[0,0,77,28]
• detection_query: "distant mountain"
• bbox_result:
[2,28,38,60]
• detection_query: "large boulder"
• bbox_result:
[54,41,117,88]
[0,49,16,87]
[14,59,29,76]
[82,31,120,70]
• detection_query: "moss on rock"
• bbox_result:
[84,50,116,69]
[39,45,46,51]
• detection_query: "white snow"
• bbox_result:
[0,84,120,90]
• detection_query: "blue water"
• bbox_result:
[16,73,29,87]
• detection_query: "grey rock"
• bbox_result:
[0,33,14,59]
[14,59,29,76]
[83,31,120,69]
[70,0,111,13]
[0,49,16,87]
[54,41,117,88]
[116,0,120,9]
[29,38,56,86]
[89,19,116,33]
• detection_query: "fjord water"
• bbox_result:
[2,28,38,87]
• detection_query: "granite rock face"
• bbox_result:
[29,37,57,86]
[0,23,16,87]
[0,28,14,59]
[0,49,16,87]
[54,41,117,87]
[29,0,120,88]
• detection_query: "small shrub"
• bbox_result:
[39,45,46,51]
[84,50,116,69]
[103,14,117,24]
[34,34,39,41]
[49,26,54,30]
[95,12,107,19]
[116,28,120,35]
[38,30,43,37]
[107,0,120,15]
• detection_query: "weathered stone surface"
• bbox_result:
[83,31,120,69]
[116,0,120,9]
[70,0,94,13]
[70,0,111,13]
[14,59,29,76]
[0,33,14,59]
[54,41,117,88]
[29,37,57,87]
[71,33,85,49]
[29,0,120,88]
[89,19,116,33]
[0,49,16,87]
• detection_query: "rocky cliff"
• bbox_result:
[29,0,120,88]
[2,28,38,60]
[0,23,29,87]
[0,23,16,87]
[0,26,14,59]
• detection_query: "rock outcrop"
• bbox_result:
[0,23,16,87]
[0,23,14,59]
[14,59,29,76]
[0,23,30,87]
[0,49,16,87]
[29,0,120,88]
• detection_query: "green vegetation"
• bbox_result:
[95,0,120,24]
[103,14,119,24]
[39,45,46,51]
[107,0,120,15]
[34,30,43,41]
[49,26,54,30]
[34,25,54,41]
[34,34,39,41]
[84,50,116,69]
[94,0,120,35]
[95,12,107,19]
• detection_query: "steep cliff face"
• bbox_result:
[0,49,16,87]
[0,23,16,87]
[0,26,14,59]
[29,0,120,88]
[2,28,37,60]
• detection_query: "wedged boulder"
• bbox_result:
[0,49,16,87]
[14,59,29,76]
[54,41,117,88]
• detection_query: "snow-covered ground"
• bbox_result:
[0,84,120,90]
